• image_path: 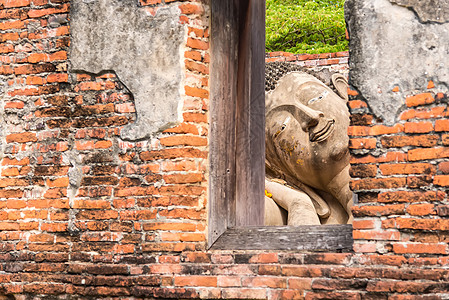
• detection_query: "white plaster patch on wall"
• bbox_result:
[70,0,186,140]
[346,0,449,124]
[390,0,449,23]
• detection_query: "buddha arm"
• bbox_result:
[265,179,321,226]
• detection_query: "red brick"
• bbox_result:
[352,204,405,217]
[73,200,111,209]
[14,63,55,75]
[183,252,211,263]
[353,230,400,240]
[439,161,449,173]
[0,65,13,75]
[140,148,207,161]
[406,204,435,216]
[0,20,25,30]
[0,189,24,199]
[382,217,449,231]
[185,50,202,61]
[185,59,209,74]
[0,177,28,188]
[306,292,359,300]
[185,85,209,99]
[0,44,14,53]
[350,178,406,190]
[0,222,20,230]
[158,208,205,220]
[217,276,241,287]
[77,210,118,220]
[47,73,68,83]
[281,266,324,277]
[186,37,209,50]
[1,0,30,8]
[381,135,439,148]
[437,205,449,216]
[179,3,203,14]
[393,243,447,254]
[349,164,377,178]
[434,119,449,132]
[258,265,281,276]
[408,147,449,161]
[163,173,202,184]
[348,100,366,109]
[349,138,377,149]
[434,175,449,186]
[188,27,206,38]
[379,163,435,175]
[160,135,206,147]
[348,126,370,136]
[369,124,404,135]
[183,112,207,123]
[405,93,434,107]
[119,210,156,221]
[0,32,19,42]
[164,123,199,135]
[27,3,69,18]
[160,232,205,242]
[401,106,446,120]
[404,121,433,133]
[142,222,196,232]
[249,253,278,264]
[352,219,376,229]
[221,288,267,299]
[41,222,68,232]
[378,191,444,203]
[353,243,377,253]
[242,276,287,289]
[46,177,69,188]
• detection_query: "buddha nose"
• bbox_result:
[295,103,324,132]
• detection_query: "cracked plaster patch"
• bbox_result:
[390,0,449,23]
[70,0,186,140]
[345,0,449,124]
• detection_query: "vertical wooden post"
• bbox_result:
[235,0,266,227]
[208,0,265,247]
[208,0,239,246]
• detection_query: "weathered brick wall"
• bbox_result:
[266,50,349,74]
[0,0,448,299]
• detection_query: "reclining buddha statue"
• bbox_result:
[264,62,353,226]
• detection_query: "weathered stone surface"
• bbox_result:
[346,0,449,124]
[264,62,352,226]
[70,0,185,140]
[390,0,449,23]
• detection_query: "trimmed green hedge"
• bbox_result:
[266,0,348,54]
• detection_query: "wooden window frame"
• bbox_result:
[208,0,353,252]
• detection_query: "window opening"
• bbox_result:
[208,0,353,251]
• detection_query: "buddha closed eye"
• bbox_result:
[308,91,329,105]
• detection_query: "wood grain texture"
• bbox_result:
[208,0,239,247]
[235,0,266,227]
[211,225,354,251]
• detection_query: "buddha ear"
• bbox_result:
[331,73,349,101]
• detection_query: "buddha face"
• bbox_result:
[265,72,350,191]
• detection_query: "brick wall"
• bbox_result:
[0,0,448,299]
[266,51,349,74]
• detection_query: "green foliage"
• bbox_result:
[266,0,348,54]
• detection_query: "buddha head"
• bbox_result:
[265,62,350,193]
